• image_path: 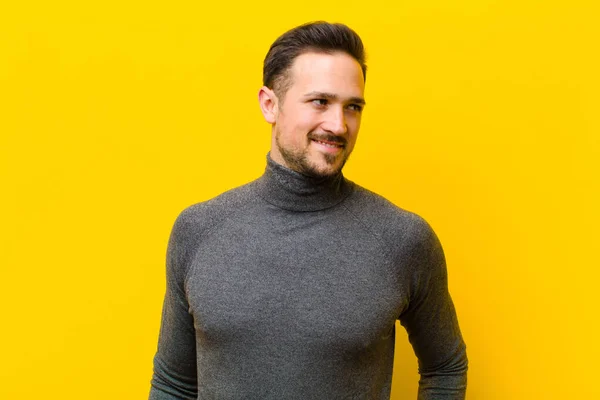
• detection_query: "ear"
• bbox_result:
[258,86,278,124]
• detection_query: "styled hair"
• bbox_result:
[263,21,367,100]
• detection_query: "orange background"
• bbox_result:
[1,1,598,398]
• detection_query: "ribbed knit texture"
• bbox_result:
[150,155,468,399]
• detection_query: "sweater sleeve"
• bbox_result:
[149,212,198,400]
[398,220,468,400]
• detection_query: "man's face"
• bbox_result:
[268,51,366,178]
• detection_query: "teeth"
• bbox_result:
[315,140,341,148]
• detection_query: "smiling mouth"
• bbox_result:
[311,139,345,149]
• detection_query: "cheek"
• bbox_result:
[349,112,362,127]
[347,117,362,145]
[278,105,322,140]
[294,109,320,129]
[346,118,360,134]
[288,111,320,137]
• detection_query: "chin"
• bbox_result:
[305,159,345,178]
[277,143,347,178]
[307,168,339,178]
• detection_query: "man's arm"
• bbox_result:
[149,212,198,399]
[399,220,468,400]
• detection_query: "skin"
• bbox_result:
[258,51,366,178]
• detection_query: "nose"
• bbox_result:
[323,106,348,135]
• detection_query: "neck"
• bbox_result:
[256,154,353,212]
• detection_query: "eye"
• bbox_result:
[312,99,328,107]
[347,104,363,112]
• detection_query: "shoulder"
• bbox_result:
[171,180,260,240]
[345,183,433,238]
[343,182,439,259]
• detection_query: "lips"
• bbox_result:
[308,134,347,149]
[312,139,344,148]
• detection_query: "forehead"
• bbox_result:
[286,52,365,98]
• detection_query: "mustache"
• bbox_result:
[307,133,347,146]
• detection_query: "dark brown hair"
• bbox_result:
[263,21,367,100]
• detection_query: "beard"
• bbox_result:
[275,130,350,178]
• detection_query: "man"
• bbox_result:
[150,22,468,399]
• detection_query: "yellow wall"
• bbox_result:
[1,1,598,398]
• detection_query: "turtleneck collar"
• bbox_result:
[256,153,354,212]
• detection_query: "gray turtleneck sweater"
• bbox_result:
[149,156,468,400]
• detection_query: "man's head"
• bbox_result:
[258,22,367,178]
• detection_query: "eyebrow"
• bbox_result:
[303,91,366,106]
